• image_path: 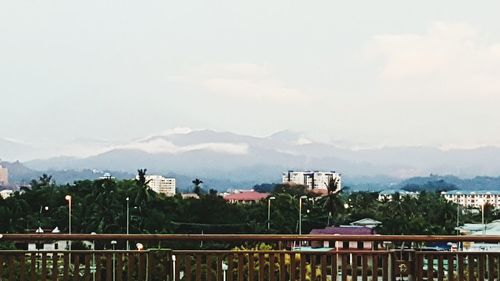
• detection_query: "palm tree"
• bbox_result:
[192,178,203,195]
[134,169,153,206]
[323,178,342,212]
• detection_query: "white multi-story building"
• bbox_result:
[441,190,500,209]
[282,170,341,191]
[144,175,176,197]
[0,164,8,185]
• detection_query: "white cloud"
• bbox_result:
[111,138,249,155]
[178,63,308,102]
[369,22,500,99]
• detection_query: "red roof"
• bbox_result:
[310,226,375,235]
[224,191,269,201]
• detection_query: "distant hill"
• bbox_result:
[2,129,500,189]
[398,174,500,191]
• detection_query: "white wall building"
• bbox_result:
[0,164,8,185]
[0,189,13,199]
[144,175,176,197]
[282,170,341,191]
[441,190,500,209]
[378,190,419,201]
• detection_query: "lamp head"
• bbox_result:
[65,195,71,201]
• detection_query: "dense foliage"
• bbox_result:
[1,174,498,235]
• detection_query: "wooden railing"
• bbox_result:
[0,250,172,281]
[0,234,499,281]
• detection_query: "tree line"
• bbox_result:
[0,172,498,236]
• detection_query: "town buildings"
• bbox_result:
[282,170,341,193]
[144,175,176,197]
[0,164,8,186]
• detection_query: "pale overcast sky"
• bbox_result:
[2,1,500,148]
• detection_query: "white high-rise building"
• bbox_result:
[0,164,8,186]
[144,175,176,197]
[282,170,341,192]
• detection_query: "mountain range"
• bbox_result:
[3,129,500,189]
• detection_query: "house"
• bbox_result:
[309,226,378,250]
[457,220,500,251]
[308,226,380,269]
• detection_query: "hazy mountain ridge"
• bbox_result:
[4,129,500,187]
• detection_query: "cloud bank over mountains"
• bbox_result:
[2,128,500,185]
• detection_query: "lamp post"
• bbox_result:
[111,240,117,281]
[65,195,72,251]
[91,232,96,281]
[126,197,130,250]
[479,198,486,235]
[267,196,276,230]
[299,195,307,235]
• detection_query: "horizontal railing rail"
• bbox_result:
[1,234,500,242]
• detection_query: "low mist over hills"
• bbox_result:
[3,129,500,189]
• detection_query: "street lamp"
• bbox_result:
[65,195,72,251]
[479,198,486,235]
[126,197,130,250]
[267,196,276,230]
[111,240,117,281]
[299,196,307,235]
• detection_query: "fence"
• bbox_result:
[0,234,499,281]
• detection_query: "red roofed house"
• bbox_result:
[223,190,269,204]
[310,226,377,249]
[309,226,379,270]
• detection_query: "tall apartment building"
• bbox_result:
[282,170,341,191]
[0,165,8,186]
[441,190,500,209]
[144,175,176,197]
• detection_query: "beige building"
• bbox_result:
[144,175,176,197]
[0,165,8,185]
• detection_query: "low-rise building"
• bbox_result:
[378,190,419,201]
[223,190,269,204]
[144,175,176,197]
[309,226,378,249]
[441,190,500,209]
[181,193,200,200]
[282,170,341,192]
[0,189,13,199]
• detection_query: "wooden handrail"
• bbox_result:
[1,233,499,242]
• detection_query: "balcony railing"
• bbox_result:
[0,234,499,281]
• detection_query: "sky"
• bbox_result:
[2,0,500,149]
